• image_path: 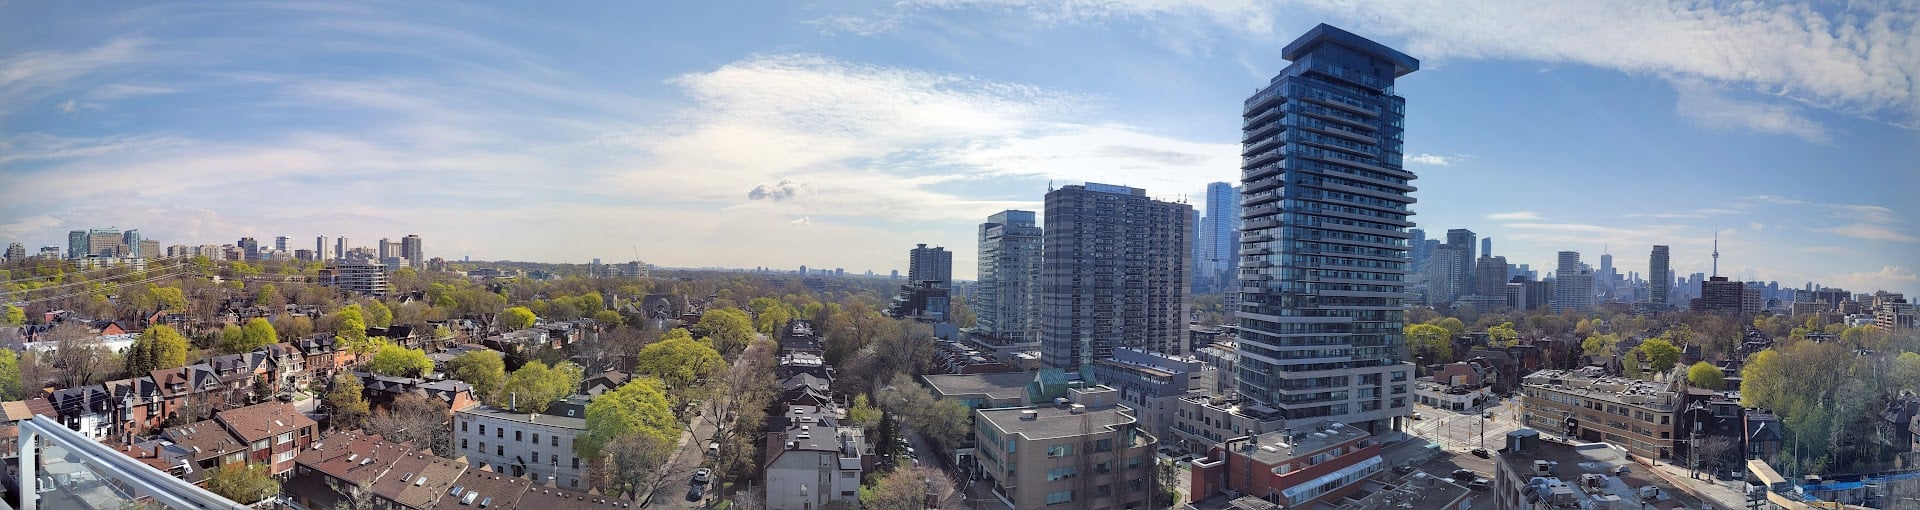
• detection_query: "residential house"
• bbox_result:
[214,401,318,475]
[288,432,416,510]
[157,419,250,484]
[368,452,469,509]
[51,384,114,440]
[971,386,1158,510]
[764,405,873,510]
[453,403,589,489]
[578,371,629,397]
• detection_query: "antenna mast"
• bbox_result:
[1711,231,1720,278]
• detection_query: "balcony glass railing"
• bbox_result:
[17,415,251,510]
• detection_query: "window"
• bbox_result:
[278,432,294,444]
[496,446,503,456]
[552,436,559,447]
[1046,490,1074,505]
[462,439,468,449]
[479,424,485,435]
[1660,416,1669,425]
[532,452,540,463]
[252,440,269,451]
[1094,462,1111,475]
[480,441,486,452]
[572,457,580,469]
[497,428,503,438]
[462,421,468,432]
[570,479,578,488]
[516,431,523,442]
[1047,466,1077,482]
[1094,439,1113,452]
[274,450,297,463]
[842,472,855,479]
[1047,444,1073,457]
[533,433,540,444]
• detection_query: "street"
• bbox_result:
[1407,397,1522,452]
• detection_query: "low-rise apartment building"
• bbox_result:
[1490,429,1703,510]
[1187,422,1383,508]
[453,404,588,489]
[1518,368,1680,461]
[764,405,873,510]
[972,386,1158,510]
[1167,394,1287,454]
[1091,347,1216,442]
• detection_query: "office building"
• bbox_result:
[1446,229,1477,294]
[889,244,953,321]
[1039,182,1192,367]
[335,237,350,261]
[975,210,1043,348]
[315,236,329,261]
[971,386,1158,510]
[379,238,394,260]
[1198,181,1242,293]
[237,237,259,261]
[68,230,88,259]
[274,236,289,253]
[327,259,390,297]
[1552,251,1593,313]
[1481,236,1492,257]
[1237,24,1418,433]
[1649,245,1671,308]
[88,228,124,258]
[1474,255,1510,300]
[1693,277,1748,317]
[1423,246,1468,306]
[122,229,141,258]
[454,404,588,488]
[1409,228,1429,271]
[402,234,423,268]
[139,240,159,260]
[4,242,23,261]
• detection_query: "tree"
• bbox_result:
[700,339,780,486]
[327,373,371,431]
[754,304,793,336]
[0,349,22,400]
[127,325,190,375]
[501,361,583,413]
[586,433,678,500]
[699,308,756,355]
[592,309,623,327]
[1487,322,1520,347]
[1892,352,1920,393]
[205,463,279,504]
[1,303,24,325]
[847,393,881,429]
[1686,361,1725,390]
[220,318,278,354]
[367,392,455,457]
[1428,317,1467,338]
[272,314,314,340]
[367,342,433,378]
[577,378,678,462]
[859,465,954,510]
[448,350,506,403]
[1582,334,1621,356]
[1623,349,1645,380]
[878,373,971,455]
[1638,337,1682,374]
[499,306,537,331]
[1404,323,1453,366]
[1739,349,1781,408]
[51,329,117,389]
[365,300,393,329]
[336,304,370,351]
[634,336,724,397]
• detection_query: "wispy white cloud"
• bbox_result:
[1674,79,1832,143]
[0,38,145,116]
[1815,223,1919,243]
[1406,153,1454,166]
[1486,211,1541,221]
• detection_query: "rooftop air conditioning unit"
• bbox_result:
[1020,410,1040,420]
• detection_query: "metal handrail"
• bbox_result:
[19,414,251,510]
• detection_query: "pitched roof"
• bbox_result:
[780,373,829,392]
[432,467,531,510]
[296,432,415,485]
[161,419,247,460]
[370,452,468,509]
[516,485,636,509]
[215,402,317,443]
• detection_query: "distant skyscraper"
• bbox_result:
[1197,182,1242,293]
[237,237,260,260]
[88,228,124,258]
[122,229,142,258]
[1481,237,1492,257]
[975,210,1043,347]
[4,242,24,261]
[401,235,424,268]
[1237,24,1418,433]
[1446,228,1478,295]
[68,230,88,259]
[335,237,349,261]
[907,244,952,285]
[274,236,289,253]
[379,238,393,260]
[1409,228,1429,271]
[1554,251,1594,312]
[1425,245,1468,305]
[1643,245,1674,306]
[1040,182,1192,368]
[316,236,328,261]
[1475,255,1510,300]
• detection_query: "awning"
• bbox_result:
[1282,455,1383,501]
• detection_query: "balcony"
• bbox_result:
[17,415,252,510]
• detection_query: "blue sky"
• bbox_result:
[2,1,1916,295]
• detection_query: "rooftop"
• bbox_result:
[369,452,468,508]
[296,432,415,484]
[1225,421,1372,465]
[1498,436,1703,509]
[977,402,1139,440]
[1522,368,1681,411]
[923,371,1034,400]
[456,405,587,429]
[215,401,316,443]
[432,467,531,510]
[516,485,637,509]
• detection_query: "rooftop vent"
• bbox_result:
[1070,404,1086,414]
[1020,410,1040,420]
[274,420,285,427]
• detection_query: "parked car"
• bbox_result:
[707,442,721,456]
[687,483,705,501]
[692,468,712,485]
[1468,478,1490,491]
[1410,412,1424,420]
[1451,469,1478,482]
[1470,448,1491,458]
[1392,465,1417,476]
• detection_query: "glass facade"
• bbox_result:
[1236,24,1419,432]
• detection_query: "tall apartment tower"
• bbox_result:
[401,235,423,268]
[88,229,124,258]
[1040,183,1192,368]
[1424,245,1468,305]
[335,237,349,261]
[1481,237,1492,257]
[1198,182,1243,293]
[1475,255,1510,299]
[1237,24,1418,434]
[1553,251,1594,312]
[974,210,1043,347]
[315,236,328,261]
[122,230,142,258]
[378,238,394,260]
[274,236,289,253]
[4,242,24,261]
[1649,245,1672,308]
[907,244,953,285]
[1446,228,1477,295]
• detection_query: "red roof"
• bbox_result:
[215,401,317,443]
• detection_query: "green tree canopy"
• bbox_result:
[499,306,537,331]
[592,309,623,327]
[367,341,434,378]
[0,349,23,400]
[327,373,370,430]
[1404,323,1453,364]
[219,317,279,354]
[128,324,191,375]
[1428,317,1466,338]
[501,360,583,413]
[1,303,24,325]
[336,304,370,351]
[1623,349,1646,380]
[366,300,394,329]
[699,308,756,354]
[847,393,881,429]
[205,463,279,504]
[1487,322,1520,347]
[577,378,678,461]
[1582,334,1622,356]
[449,349,506,403]
[1638,337,1682,374]
[635,335,724,391]
[1687,361,1725,390]
[1892,352,1920,394]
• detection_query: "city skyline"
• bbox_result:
[2,2,1915,295]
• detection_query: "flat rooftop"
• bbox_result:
[923,372,1034,400]
[1231,422,1371,465]
[1499,439,1702,509]
[1523,368,1680,411]
[456,405,586,429]
[977,404,1136,440]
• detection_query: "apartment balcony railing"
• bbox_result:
[17,414,251,510]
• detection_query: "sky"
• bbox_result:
[1,1,1916,295]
